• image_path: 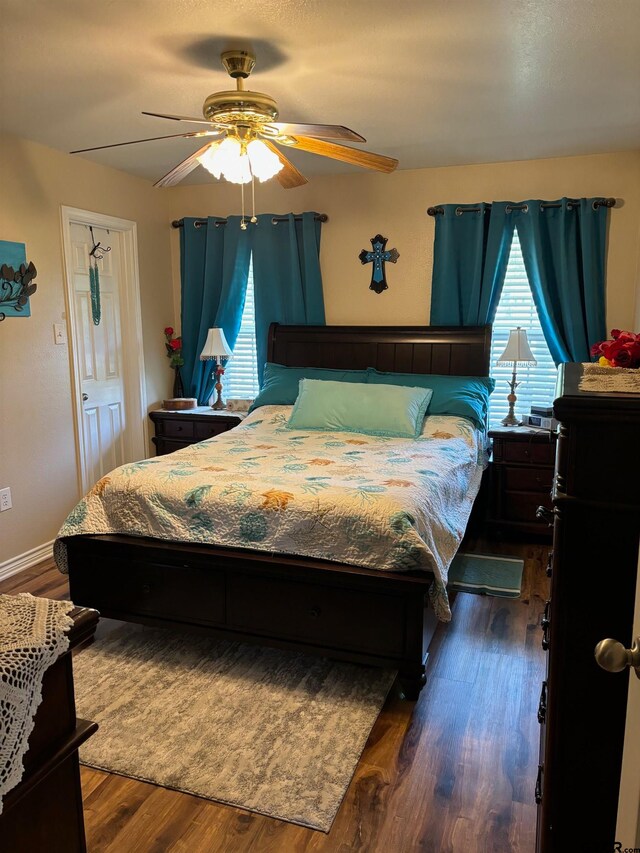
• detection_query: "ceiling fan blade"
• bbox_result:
[261,141,308,188]
[265,123,365,143]
[142,111,220,126]
[70,130,220,155]
[154,141,217,188]
[278,136,398,173]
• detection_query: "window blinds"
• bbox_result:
[224,258,260,400]
[489,229,558,427]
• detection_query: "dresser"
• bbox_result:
[535,363,640,852]
[149,407,245,455]
[487,427,557,539]
[0,606,99,853]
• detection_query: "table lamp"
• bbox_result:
[496,327,537,426]
[200,328,233,410]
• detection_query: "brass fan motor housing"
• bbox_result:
[202,90,279,125]
[221,50,256,79]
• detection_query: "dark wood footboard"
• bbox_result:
[66,535,437,697]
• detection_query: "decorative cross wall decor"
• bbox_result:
[359,234,399,294]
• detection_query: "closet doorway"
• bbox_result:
[61,207,148,496]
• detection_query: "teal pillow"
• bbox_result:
[286,379,433,438]
[367,368,494,429]
[249,362,369,412]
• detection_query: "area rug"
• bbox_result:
[448,552,524,598]
[73,625,395,832]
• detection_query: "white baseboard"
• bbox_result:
[0,540,55,582]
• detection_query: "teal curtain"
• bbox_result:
[250,212,326,383]
[180,216,251,404]
[515,198,608,363]
[430,203,514,325]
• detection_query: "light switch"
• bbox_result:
[54,323,67,345]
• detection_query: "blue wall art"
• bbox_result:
[0,240,38,320]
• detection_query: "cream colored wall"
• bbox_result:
[167,150,640,331]
[0,134,175,564]
[2,141,639,566]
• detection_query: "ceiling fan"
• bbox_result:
[71,50,399,189]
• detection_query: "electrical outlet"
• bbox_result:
[0,487,12,512]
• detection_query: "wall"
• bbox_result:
[0,134,175,565]
[167,150,640,331]
[1,141,639,566]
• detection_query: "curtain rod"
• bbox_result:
[427,198,617,216]
[171,214,328,229]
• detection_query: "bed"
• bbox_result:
[60,323,492,698]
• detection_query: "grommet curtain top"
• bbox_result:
[429,198,610,365]
[427,198,616,216]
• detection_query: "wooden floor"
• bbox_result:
[1,537,549,852]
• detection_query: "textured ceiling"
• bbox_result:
[1,0,639,185]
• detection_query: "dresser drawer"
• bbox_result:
[71,558,225,626]
[194,419,236,439]
[504,466,553,492]
[502,441,555,465]
[228,574,406,657]
[162,419,195,439]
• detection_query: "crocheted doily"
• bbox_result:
[0,593,74,813]
[579,363,640,393]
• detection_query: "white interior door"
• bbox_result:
[70,223,127,485]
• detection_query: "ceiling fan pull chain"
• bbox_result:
[251,174,257,224]
[240,181,247,230]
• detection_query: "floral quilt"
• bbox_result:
[55,406,486,621]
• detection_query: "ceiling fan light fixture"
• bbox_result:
[198,137,250,184]
[198,136,283,185]
[247,139,284,182]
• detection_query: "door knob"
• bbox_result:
[594,637,640,679]
[82,393,88,401]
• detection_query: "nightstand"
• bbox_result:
[487,426,557,539]
[149,407,246,455]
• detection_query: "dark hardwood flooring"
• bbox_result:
[1,537,548,852]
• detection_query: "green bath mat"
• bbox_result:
[448,553,524,598]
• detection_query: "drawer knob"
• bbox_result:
[541,601,551,650]
[536,506,554,526]
[535,765,543,805]
[176,426,183,432]
[309,605,322,619]
[141,583,151,595]
[537,681,548,724]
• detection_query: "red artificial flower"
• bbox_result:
[169,338,182,351]
[616,331,637,344]
[607,341,632,366]
[591,329,640,368]
[164,326,174,336]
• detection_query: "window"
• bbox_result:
[224,257,260,400]
[489,229,558,427]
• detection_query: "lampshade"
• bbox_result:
[198,137,283,185]
[496,327,537,365]
[200,328,233,361]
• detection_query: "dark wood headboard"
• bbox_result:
[267,324,492,377]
